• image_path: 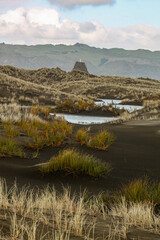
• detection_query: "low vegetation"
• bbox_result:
[0,65,160,106]
[0,137,23,157]
[41,149,111,177]
[116,177,160,204]
[76,129,115,150]
[30,105,52,119]
[55,99,97,113]
[18,119,72,149]
[55,99,124,115]
[2,121,20,137]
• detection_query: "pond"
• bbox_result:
[95,99,143,113]
[51,113,117,125]
[50,99,143,125]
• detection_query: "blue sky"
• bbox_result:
[0,0,160,50]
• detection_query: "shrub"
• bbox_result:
[0,137,23,157]
[40,149,111,177]
[76,129,115,150]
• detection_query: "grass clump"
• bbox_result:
[76,129,115,150]
[41,149,111,177]
[76,128,89,145]
[0,137,23,157]
[2,121,20,138]
[18,119,72,149]
[114,177,160,204]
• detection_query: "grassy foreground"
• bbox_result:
[0,177,160,239]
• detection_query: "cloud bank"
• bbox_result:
[0,7,160,50]
[47,0,115,8]
[0,0,30,8]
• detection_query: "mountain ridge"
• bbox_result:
[0,42,160,80]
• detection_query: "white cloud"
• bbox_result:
[0,0,31,8]
[27,8,60,26]
[47,0,115,8]
[0,7,160,50]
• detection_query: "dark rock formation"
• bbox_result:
[72,61,88,73]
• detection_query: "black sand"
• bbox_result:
[0,120,160,195]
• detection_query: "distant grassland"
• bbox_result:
[0,65,160,105]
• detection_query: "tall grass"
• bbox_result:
[41,149,111,177]
[0,178,160,239]
[0,178,96,239]
[76,129,115,150]
[0,137,23,157]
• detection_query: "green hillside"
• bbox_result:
[0,43,160,80]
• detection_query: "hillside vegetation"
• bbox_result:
[1,43,160,79]
[0,65,160,105]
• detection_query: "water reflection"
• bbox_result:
[95,99,143,113]
[50,113,117,125]
[50,99,143,125]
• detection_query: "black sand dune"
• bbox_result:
[0,120,160,195]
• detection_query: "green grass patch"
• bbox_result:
[40,149,111,177]
[18,119,72,149]
[0,137,23,157]
[114,177,160,204]
[76,129,115,150]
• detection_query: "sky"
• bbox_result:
[0,0,160,50]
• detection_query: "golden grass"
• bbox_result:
[76,129,115,150]
[0,178,160,239]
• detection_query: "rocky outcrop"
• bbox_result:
[72,61,88,73]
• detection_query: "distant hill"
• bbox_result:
[0,43,160,80]
[0,65,160,106]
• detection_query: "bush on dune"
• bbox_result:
[40,149,111,177]
[76,129,115,150]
